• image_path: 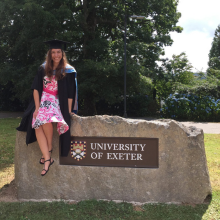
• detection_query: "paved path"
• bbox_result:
[180,121,220,134]
[131,117,220,134]
[0,112,23,118]
[0,112,219,134]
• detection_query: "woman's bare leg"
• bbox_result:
[39,123,53,164]
[42,123,53,152]
[35,126,51,175]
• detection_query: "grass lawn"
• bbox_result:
[0,118,220,219]
[0,118,20,189]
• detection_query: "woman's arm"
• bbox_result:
[33,89,40,119]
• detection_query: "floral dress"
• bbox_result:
[32,75,69,135]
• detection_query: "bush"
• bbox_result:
[0,82,25,111]
[95,94,157,117]
[176,78,220,99]
[160,93,220,121]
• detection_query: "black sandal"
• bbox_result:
[39,157,44,165]
[39,149,53,165]
[41,159,51,176]
[50,157,54,166]
[49,149,54,166]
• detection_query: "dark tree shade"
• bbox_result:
[0,0,182,114]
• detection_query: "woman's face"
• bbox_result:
[51,49,62,64]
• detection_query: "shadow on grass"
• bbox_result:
[0,163,14,171]
[142,193,212,220]
[0,178,17,202]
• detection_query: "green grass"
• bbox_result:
[0,200,216,220]
[0,118,20,188]
[0,198,219,220]
[204,134,220,192]
[0,118,20,165]
[0,118,220,219]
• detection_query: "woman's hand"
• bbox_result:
[33,109,39,119]
[70,112,76,115]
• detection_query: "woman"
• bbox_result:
[17,39,78,176]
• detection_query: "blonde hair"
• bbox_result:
[44,49,68,80]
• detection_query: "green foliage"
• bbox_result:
[154,79,173,100]
[207,68,220,79]
[208,25,220,79]
[0,82,25,111]
[154,52,194,99]
[161,93,220,121]
[176,74,220,99]
[96,94,155,117]
[164,53,193,84]
[0,0,80,103]
[94,76,154,117]
[0,0,182,115]
[156,53,220,120]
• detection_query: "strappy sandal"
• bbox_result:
[39,157,44,165]
[50,157,54,166]
[39,149,53,165]
[41,159,51,176]
[49,149,54,166]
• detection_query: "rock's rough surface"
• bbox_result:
[15,115,211,204]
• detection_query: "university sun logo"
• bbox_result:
[71,141,86,161]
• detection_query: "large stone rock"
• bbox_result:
[15,115,211,204]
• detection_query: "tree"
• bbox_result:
[207,25,220,79]
[0,0,80,105]
[0,0,182,115]
[154,52,194,99]
[164,52,193,85]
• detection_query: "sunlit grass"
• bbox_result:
[0,165,14,189]
[204,134,220,192]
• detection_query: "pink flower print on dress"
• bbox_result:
[32,76,69,135]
